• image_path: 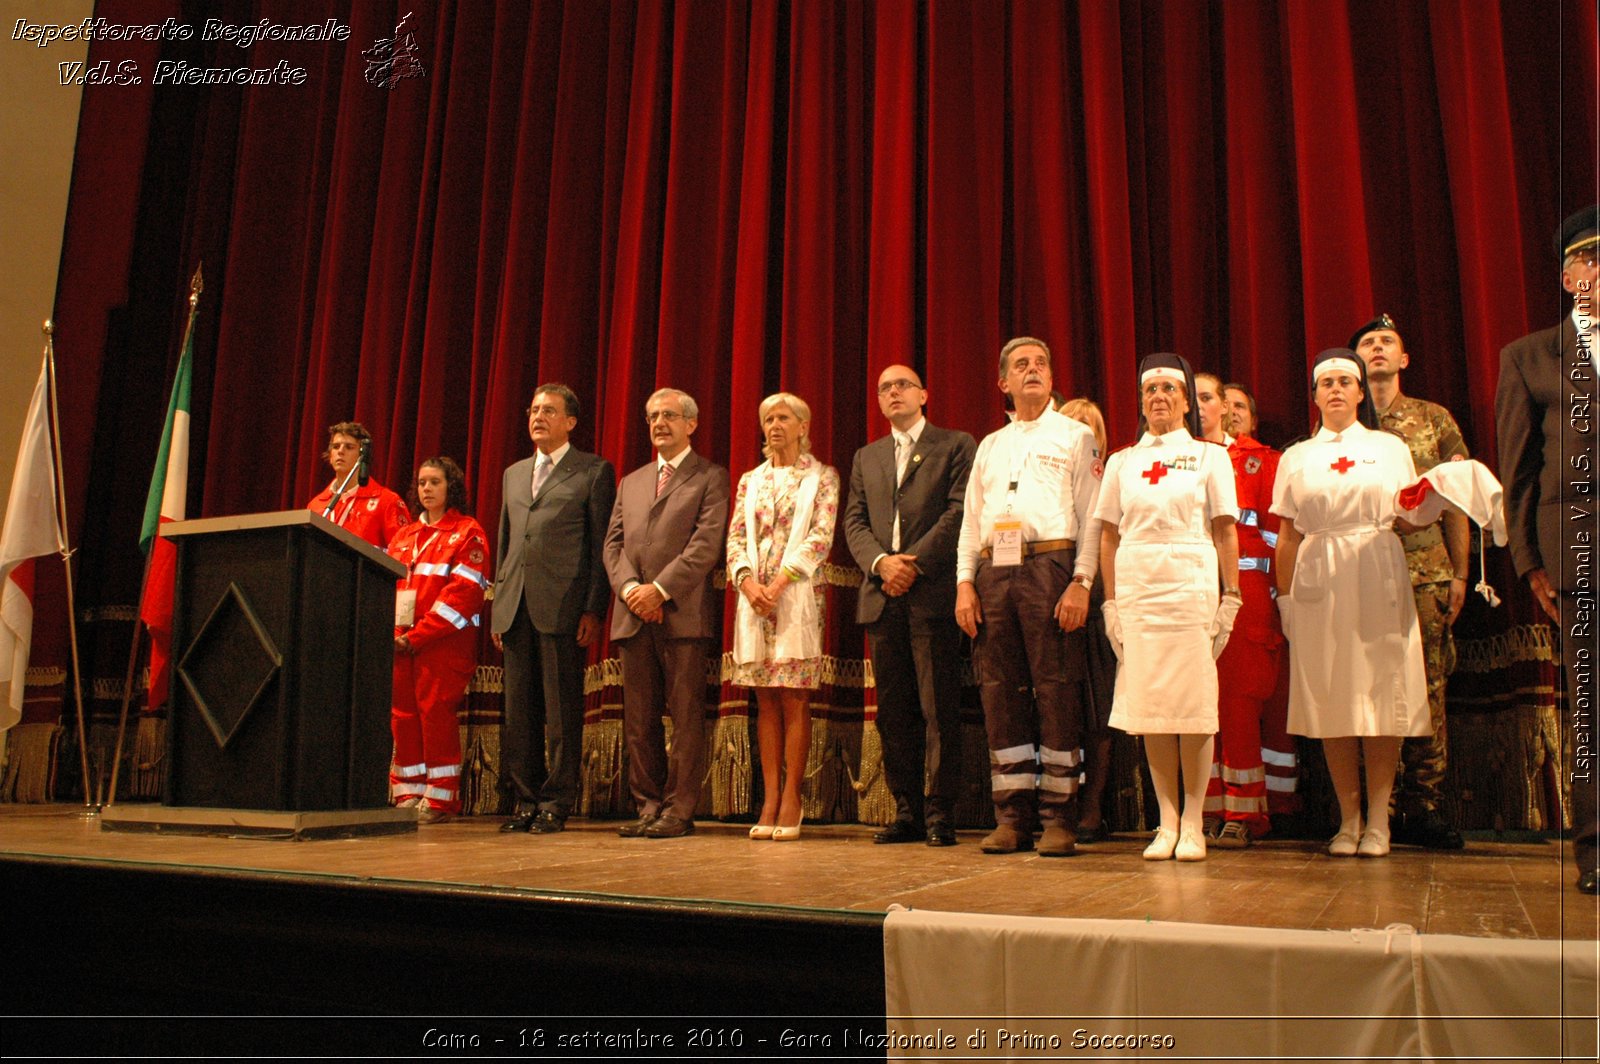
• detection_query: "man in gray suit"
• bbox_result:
[844,364,976,846]
[1496,205,1600,893]
[603,388,730,839]
[491,383,616,833]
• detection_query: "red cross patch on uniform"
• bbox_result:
[1092,458,1104,480]
[366,497,379,510]
[1245,456,1261,474]
[470,547,484,564]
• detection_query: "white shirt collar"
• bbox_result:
[657,445,692,470]
[537,442,571,467]
[1314,421,1366,443]
[1138,426,1195,448]
[893,416,927,447]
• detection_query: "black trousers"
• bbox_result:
[500,606,585,816]
[867,595,964,828]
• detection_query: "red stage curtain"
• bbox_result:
[27,0,1597,820]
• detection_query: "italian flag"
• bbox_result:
[137,330,193,711]
[0,357,64,730]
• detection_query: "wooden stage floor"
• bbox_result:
[3,804,1595,942]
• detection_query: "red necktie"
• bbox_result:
[655,461,674,497]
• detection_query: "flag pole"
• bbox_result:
[104,266,203,808]
[42,320,94,813]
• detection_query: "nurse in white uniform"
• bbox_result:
[1096,353,1241,862]
[1272,349,1430,859]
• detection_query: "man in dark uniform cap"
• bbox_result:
[1495,205,1600,894]
[1349,313,1472,849]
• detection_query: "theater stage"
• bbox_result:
[2,804,1596,1059]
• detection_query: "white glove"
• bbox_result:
[1210,594,1242,659]
[1274,593,1292,643]
[1102,599,1124,662]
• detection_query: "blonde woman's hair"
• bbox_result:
[1061,397,1107,455]
[758,391,812,457]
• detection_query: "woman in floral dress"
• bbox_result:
[727,393,840,841]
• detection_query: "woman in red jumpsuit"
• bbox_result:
[388,457,490,823]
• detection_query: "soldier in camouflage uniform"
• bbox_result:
[1349,314,1470,849]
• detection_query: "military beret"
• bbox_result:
[1347,312,1398,352]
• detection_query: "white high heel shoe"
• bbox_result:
[748,823,776,840]
[773,815,804,842]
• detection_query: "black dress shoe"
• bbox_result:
[925,823,957,847]
[643,814,695,838]
[1075,822,1109,844]
[1579,869,1599,895]
[617,813,658,838]
[1393,810,1464,850]
[873,821,927,844]
[500,811,537,833]
[528,810,566,834]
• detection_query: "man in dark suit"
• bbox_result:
[844,364,976,846]
[1496,205,1600,894]
[491,383,616,834]
[603,388,729,839]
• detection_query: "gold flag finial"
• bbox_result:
[188,264,204,307]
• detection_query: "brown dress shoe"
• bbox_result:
[617,813,657,837]
[643,814,695,838]
[1037,824,1077,857]
[980,824,1033,854]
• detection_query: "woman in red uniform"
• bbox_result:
[388,457,490,823]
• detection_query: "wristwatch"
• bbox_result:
[1071,574,1094,590]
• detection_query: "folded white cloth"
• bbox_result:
[1394,458,1507,607]
[1394,458,1507,546]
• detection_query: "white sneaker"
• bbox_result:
[1143,828,1178,861]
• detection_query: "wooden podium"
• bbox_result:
[103,511,413,839]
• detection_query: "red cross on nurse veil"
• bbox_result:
[1330,456,1355,474]
[1142,461,1168,485]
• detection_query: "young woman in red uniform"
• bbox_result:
[388,457,490,823]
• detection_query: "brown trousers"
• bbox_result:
[974,548,1086,828]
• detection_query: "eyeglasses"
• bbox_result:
[645,410,685,424]
[877,378,921,396]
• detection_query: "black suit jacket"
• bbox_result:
[843,422,976,624]
[1496,317,1598,594]
[491,447,617,635]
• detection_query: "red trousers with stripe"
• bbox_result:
[390,646,474,813]
[1205,572,1282,834]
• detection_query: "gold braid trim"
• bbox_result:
[584,656,625,697]
[852,718,896,825]
[580,718,624,816]
[1448,702,1560,831]
[458,726,504,816]
[804,712,862,823]
[1455,623,1557,673]
[128,716,166,799]
[471,664,503,694]
[81,605,137,622]
[0,722,61,803]
[25,667,64,687]
[708,713,752,817]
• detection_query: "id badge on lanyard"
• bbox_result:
[993,469,1024,567]
[395,588,417,626]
